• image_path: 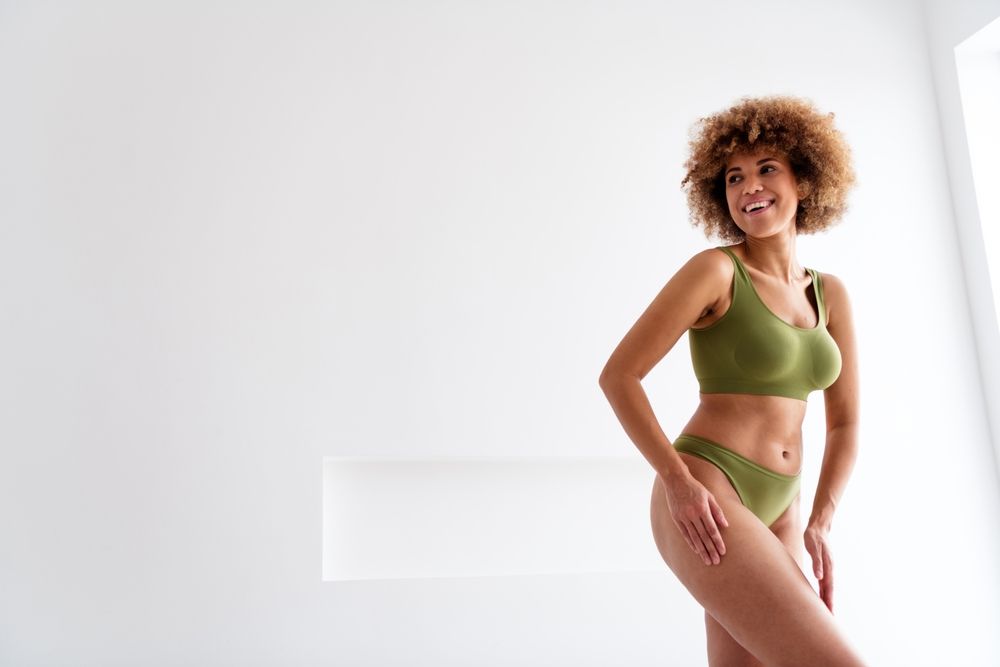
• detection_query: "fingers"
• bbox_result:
[812,541,824,579]
[673,517,713,566]
[709,494,730,529]
[813,542,833,582]
[808,536,835,612]
[668,488,727,567]
[691,515,725,565]
[706,496,728,556]
[678,522,697,554]
[820,574,833,612]
[822,547,835,612]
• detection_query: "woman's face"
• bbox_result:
[723,150,801,238]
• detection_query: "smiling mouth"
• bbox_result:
[744,200,774,215]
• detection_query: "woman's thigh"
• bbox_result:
[650,454,865,667]
[704,610,763,667]
[702,493,803,667]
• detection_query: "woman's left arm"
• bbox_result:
[806,272,860,613]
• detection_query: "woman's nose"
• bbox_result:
[743,178,763,195]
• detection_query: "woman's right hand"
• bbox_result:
[661,471,729,565]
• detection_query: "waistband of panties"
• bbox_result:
[674,432,801,480]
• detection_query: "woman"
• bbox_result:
[598,96,866,666]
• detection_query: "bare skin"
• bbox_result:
[599,149,864,665]
[650,464,861,667]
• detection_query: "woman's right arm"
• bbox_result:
[598,248,732,565]
[597,248,726,479]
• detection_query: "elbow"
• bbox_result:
[598,363,618,388]
[599,366,639,389]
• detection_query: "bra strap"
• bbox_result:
[811,269,828,325]
[716,246,750,284]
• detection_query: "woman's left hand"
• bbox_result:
[804,522,834,612]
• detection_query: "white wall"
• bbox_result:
[2,0,998,665]
[923,0,1000,483]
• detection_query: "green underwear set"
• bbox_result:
[677,246,843,527]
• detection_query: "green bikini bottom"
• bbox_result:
[672,433,801,528]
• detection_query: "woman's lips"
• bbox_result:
[745,201,773,216]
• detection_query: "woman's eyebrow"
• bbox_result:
[725,157,778,175]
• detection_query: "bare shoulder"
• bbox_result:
[686,245,736,281]
[672,246,736,307]
[816,271,853,327]
[598,246,734,381]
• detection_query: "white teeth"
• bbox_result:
[744,200,771,213]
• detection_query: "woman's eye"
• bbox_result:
[728,164,777,184]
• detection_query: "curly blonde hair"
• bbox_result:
[680,95,856,243]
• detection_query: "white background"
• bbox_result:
[2,0,999,665]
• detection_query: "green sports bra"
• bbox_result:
[688,246,842,401]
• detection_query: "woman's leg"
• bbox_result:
[650,454,866,667]
[702,490,805,666]
[705,610,764,667]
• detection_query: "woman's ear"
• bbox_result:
[796,181,812,200]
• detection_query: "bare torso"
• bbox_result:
[680,394,806,475]
[678,243,820,476]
